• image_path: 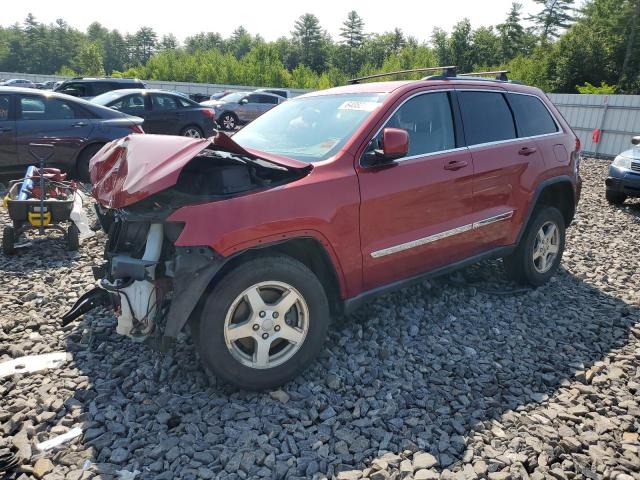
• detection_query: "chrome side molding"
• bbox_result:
[370,210,514,258]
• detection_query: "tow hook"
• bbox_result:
[61,288,115,326]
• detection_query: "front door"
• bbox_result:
[0,94,18,172]
[357,91,475,290]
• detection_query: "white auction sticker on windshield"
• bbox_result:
[338,101,380,112]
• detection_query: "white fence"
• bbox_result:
[547,93,640,158]
[2,72,639,158]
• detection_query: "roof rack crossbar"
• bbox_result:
[458,70,510,81]
[347,66,458,85]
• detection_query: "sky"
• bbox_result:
[2,0,546,43]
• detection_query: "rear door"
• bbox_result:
[15,94,94,169]
[255,94,280,118]
[145,93,181,134]
[0,93,18,171]
[357,90,475,290]
[236,94,261,122]
[457,89,546,252]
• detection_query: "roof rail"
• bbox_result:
[347,66,457,85]
[458,70,510,81]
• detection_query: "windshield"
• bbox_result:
[233,93,388,162]
[220,92,246,103]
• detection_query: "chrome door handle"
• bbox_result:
[73,121,88,127]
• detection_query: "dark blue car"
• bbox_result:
[0,87,144,182]
[605,136,640,204]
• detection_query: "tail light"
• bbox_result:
[202,108,215,119]
[130,125,145,134]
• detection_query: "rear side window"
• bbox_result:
[458,91,516,146]
[152,94,178,110]
[508,94,558,137]
[58,82,90,97]
[0,95,10,120]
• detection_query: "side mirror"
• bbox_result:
[365,128,409,166]
[632,136,640,146]
[239,98,248,104]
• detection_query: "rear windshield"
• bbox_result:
[233,93,388,162]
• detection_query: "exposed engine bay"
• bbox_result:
[62,141,310,350]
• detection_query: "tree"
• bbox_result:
[292,13,327,72]
[449,19,472,71]
[497,2,526,62]
[339,11,366,75]
[77,41,105,76]
[431,28,450,66]
[185,32,223,53]
[470,26,501,68]
[158,34,178,51]
[527,0,575,41]
[227,26,253,58]
[130,27,157,65]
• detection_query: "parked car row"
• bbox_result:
[200,89,288,130]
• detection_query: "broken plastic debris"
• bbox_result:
[117,469,141,479]
[36,427,83,451]
[0,352,69,378]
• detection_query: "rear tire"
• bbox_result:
[196,255,329,390]
[2,226,16,255]
[66,224,80,251]
[503,206,565,286]
[76,144,105,183]
[605,190,626,205]
[218,112,238,131]
[181,125,204,138]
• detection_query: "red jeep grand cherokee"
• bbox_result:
[64,68,582,389]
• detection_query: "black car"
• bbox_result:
[55,78,146,100]
[0,87,144,181]
[91,89,216,138]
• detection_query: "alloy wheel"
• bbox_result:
[223,281,309,369]
[222,115,236,130]
[183,128,202,138]
[532,221,560,274]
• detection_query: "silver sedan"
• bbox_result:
[201,91,285,130]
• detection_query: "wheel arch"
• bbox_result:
[209,236,344,317]
[517,176,576,244]
[74,141,106,176]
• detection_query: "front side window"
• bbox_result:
[233,93,388,162]
[371,92,456,158]
[508,94,558,137]
[58,82,89,97]
[20,96,76,120]
[458,91,516,146]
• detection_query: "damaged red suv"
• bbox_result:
[64,68,581,389]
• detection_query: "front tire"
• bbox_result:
[503,206,565,286]
[605,190,626,205]
[196,255,329,390]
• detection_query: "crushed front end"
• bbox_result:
[61,133,311,350]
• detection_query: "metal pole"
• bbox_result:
[594,95,610,158]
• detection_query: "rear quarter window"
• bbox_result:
[458,91,516,146]
[508,93,559,137]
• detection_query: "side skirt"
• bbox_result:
[342,245,515,316]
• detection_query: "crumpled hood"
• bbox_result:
[91,133,312,209]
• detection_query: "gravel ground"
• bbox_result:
[1,158,639,480]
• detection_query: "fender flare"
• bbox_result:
[515,175,576,244]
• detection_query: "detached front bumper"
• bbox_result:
[606,166,640,197]
[62,215,226,350]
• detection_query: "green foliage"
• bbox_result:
[0,3,638,94]
[576,81,616,94]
